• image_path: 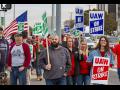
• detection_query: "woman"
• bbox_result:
[86,36,114,85]
[65,36,84,85]
[77,40,90,85]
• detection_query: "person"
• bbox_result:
[86,36,114,85]
[112,42,120,82]
[65,36,84,85]
[77,40,90,85]
[34,37,44,81]
[31,36,36,45]
[9,34,15,47]
[43,34,52,48]
[62,33,66,42]
[74,34,84,48]
[7,31,31,85]
[0,26,9,72]
[38,35,71,85]
[21,31,33,85]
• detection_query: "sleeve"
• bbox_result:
[110,50,114,64]
[6,41,9,64]
[112,45,117,54]
[7,44,15,67]
[86,50,94,63]
[79,54,85,61]
[37,49,47,69]
[33,45,36,53]
[22,43,31,68]
[64,49,71,75]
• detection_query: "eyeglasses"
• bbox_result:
[100,40,106,42]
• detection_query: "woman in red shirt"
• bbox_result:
[65,36,85,85]
[77,40,90,85]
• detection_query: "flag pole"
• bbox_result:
[46,37,50,64]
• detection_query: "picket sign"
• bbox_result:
[91,56,110,85]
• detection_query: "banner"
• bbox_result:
[89,11,104,35]
[33,22,42,35]
[52,30,56,36]
[91,56,110,85]
[73,28,79,37]
[42,11,48,37]
[64,25,70,34]
[75,6,84,32]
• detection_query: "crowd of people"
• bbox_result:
[0,25,120,85]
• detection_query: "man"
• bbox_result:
[113,44,120,82]
[0,26,9,72]
[62,33,66,41]
[7,31,31,85]
[34,37,44,80]
[21,31,33,85]
[38,35,71,85]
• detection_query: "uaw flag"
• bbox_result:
[4,11,28,39]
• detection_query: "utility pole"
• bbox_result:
[51,4,55,34]
[56,4,61,43]
[13,4,15,20]
[86,4,93,10]
[68,12,74,34]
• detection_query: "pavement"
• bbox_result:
[30,57,120,85]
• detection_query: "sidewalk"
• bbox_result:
[30,69,46,85]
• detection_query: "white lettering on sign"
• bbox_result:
[90,25,103,34]
[78,17,81,22]
[75,22,83,28]
[97,67,104,73]
[90,13,103,19]
[92,71,108,80]
[94,21,99,26]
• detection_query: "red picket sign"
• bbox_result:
[91,56,110,85]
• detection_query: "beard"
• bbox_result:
[51,41,59,48]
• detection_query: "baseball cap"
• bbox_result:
[0,26,3,30]
[15,31,23,37]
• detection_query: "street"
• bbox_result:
[30,57,120,85]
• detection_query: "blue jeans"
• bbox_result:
[117,68,120,82]
[0,66,5,72]
[77,74,90,85]
[10,67,27,85]
[34,61,42,76]
[66,75,78,85]
[45,75,66,85]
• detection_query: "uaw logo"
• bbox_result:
[0,43,7,50]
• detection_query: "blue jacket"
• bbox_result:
[86,48,114,79]
[0,36,9,67]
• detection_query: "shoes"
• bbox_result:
[37,75,42,81]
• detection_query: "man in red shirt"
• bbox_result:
[113,44,120,82]
[7,31,31,85]
[43,34,51,48]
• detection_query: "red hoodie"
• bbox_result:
[43,39,51,48]
[80,54,90,74]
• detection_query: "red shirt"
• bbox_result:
[113,44,120,68]
[100,51,105,57]
[68,54,75,76]
[80,54,90,74]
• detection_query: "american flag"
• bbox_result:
[4,11,28,39]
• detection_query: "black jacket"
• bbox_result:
[66,46,85,76]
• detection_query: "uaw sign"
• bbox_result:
[89,11,104,35]
[75,6,84,32]
[64,25,70,34]
[91,56,110,85]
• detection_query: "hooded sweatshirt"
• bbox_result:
[0,36,9,67]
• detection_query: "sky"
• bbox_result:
[0,4,96,29]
